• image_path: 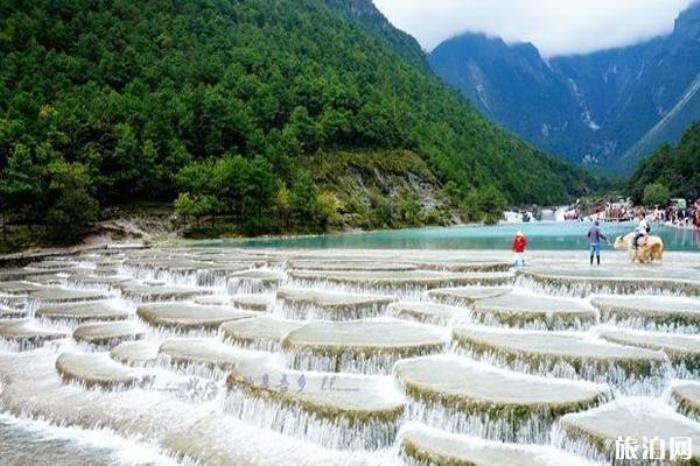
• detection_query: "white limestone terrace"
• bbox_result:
[453,325,669,392]
[427,286,511,305]
[0,281,44,295]
[594,326,700,370]
[0,351,395,466]
[191,291,275,311]
[470,289,598,330]
[35,301,131,322]
[72,321,145,347]
[158,337,274,373]
[394,354,610,410]
[400,422,600,466]
[227,269,283,294]
[110,340,160,366]
[220,315,305,351]
[388,301,472,326]
[0,305,26,319]
[672,380,700,421]
[281,318,450,374]
[287,258,511,273]
[557,397,700,463]
[288,269,515,295]
[231,293,273,311]
[0,319,67,349]
[29,287,110,304]
[394,354,610,442]
[519,264,700,297]
[275,286,395,320]
[117,282,209,302]
[55,351,149,388]
[591,294,700,331]
[0,245,698,464]
[136,303,256,330]
[226,358,406,449]
[288,259,419,272]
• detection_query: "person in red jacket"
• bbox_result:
[512,230,528,266]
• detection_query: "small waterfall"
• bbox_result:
[403,398,571,444]
[223,389,401,450]
[286,344,448,375]
[452,345,672,396]
[516,272,700,299]
[550,423,610,464]
[274,301,388,321]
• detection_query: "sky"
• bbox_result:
[373,0,694,57]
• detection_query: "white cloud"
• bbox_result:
[373,0,693,57]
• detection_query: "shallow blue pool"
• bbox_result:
[211,222,700,251]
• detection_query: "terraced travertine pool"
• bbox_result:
[1,246,700,465]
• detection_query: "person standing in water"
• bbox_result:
[587,219,607,265]
[512,230,528,267]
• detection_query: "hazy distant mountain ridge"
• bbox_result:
[428,3,700,172]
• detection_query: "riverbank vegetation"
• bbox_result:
[0,0,604,247]
[628,123,700,205]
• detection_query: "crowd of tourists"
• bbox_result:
[650,198,700,228]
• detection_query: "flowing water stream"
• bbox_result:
[1,227,700,465]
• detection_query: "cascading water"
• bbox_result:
[0,245,699,464]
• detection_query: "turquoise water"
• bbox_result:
[215,222,700,251]
[0,415,168,465]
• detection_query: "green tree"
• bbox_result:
[397,192,422,225]
[284,106,323,153]
[108,123,142,199]
[174,192,197,221]
[44,160,99,242]
[291,170,318,223]
[0,143,43,222]
[439,180,462,207]
[313,192,339,230]
[470,185,508,225]
[476,185,507,225]
[174,193,216,225]
[275,184,292,227]
[643,182,670,207]
[460,191,481,223]
[370,193,394,228]
[240,157,279,232]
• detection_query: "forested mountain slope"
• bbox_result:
[0,0,600,241]
[628,123,700,204]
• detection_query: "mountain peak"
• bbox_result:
[674,1,700,35]
[429,5,700,173]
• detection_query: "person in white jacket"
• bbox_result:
[633,212,649,249]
